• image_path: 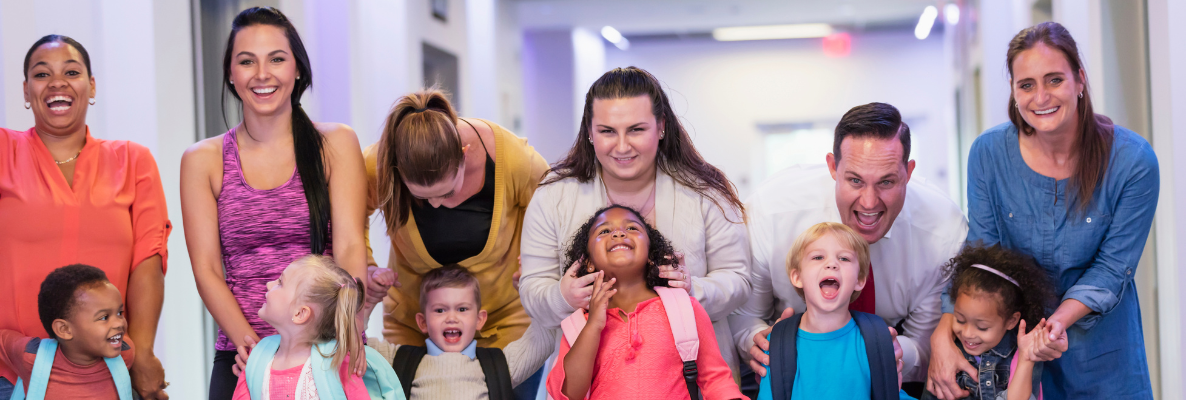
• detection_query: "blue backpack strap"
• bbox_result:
[104,355,133,400]
[245,335,281,400]
[18,339,58,400]
[361,345,405,400]
[851,311,900,400]
[311,340,348,400]
[767,313,801,400]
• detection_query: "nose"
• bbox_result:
[254,63,270,81]
[428,197,443,208]
[824,258,839,270]
[858,186,880,210]
[616,132,632,153]
[611,229,627,238]
[1035,86,1051,105]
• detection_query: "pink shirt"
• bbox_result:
[547,296,746,400]
[231,355,369,400]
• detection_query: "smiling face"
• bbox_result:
[789,234,867,314]
[826,135,915,244]
[23,41,95,137]
[56,283,126,361]
[416,286,486,353]
[405,162,467,208]
[585,207,651,279]
[1011,42,1086,137]
[590,95,663,184]
[229,24,298,117]
[952,290,1020,356]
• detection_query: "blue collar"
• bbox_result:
[425,338,478,360]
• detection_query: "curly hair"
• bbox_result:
[39,264,111,339]
[563,205,673,290]
[945,243,1057,328]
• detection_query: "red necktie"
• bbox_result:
[848,263,876,314]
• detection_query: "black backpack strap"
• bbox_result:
[477,347,515,400]
[391,345,427,398]
[768,313,803,400]
[852,311,900,400]
[682,359,699,400]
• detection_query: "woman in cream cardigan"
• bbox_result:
[361,89,549,350]
[519,67,751,378]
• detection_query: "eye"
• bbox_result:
[99,314,108,321]
[849,178,862,185]
[811,255,824,261]
[839,256,851,262]
[597,228,611,235]
[434,308,445,313]
[1050,77,1063,85]
[879,180,894,187]
[458,307,468,312]
[239,59,253,66]
[272,57,285,63]
[66,70,80,76]
[33,72,48,78]
[627,225,640,231]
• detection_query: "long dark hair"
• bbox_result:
[1007,22,1113,214]
[543,67,745,217]
[945,243,1057,329]
[23,35,92,79]
[223,7,330,254]
[563,205,673,290]
[376,89,461,228]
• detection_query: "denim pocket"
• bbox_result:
[1062,214,1112,267]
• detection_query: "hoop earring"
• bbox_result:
[23,102,30,109]
[88,98,96,105]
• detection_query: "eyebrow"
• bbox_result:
[236,49,290,58]
[844,170,901,181]
[596,122,650,130]
[30,59,82,69]
[1016,71,1067,83]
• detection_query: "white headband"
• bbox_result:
[970,264,1020,288]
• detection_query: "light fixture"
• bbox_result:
[945,3,960,25]
[914,6,938,40]
[713,23,834,41]
[600,26,630,50]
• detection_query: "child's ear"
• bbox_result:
[788,268,804,290]
[52,319,73,341]
[854,269,868,292]
[477,309,487,328]
[415,313,428,334]
[1005,312,1021,331]
[293,305,313,325]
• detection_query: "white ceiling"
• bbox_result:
[513,0,943,34]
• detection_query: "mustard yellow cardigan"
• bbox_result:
[364,120,549,349]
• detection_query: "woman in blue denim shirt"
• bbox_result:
[925,22,1158,400]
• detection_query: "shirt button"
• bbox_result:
[985,361,991,366]
[1009,213,1013,218]
[1087,217,1092,223]
[1127,269,1132,275]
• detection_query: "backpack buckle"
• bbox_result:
[682,360,698,382]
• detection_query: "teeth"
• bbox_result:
[252,87,278,94]
[45,95,73,104]
[860,212,880,216]
[609,245,631,252]
[1034,107,1059,115]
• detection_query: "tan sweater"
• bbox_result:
[368,325,556,400]
[364,120,550,349]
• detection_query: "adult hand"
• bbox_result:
[926,323,974,400]
[130,352,169,399]
[748,307,796,377]
[364,266,400,310]
[560,261,601,310]
[1030,317,1069,362]
[656,253,692,294]
[889,326,903,390]
[232,334,260,377]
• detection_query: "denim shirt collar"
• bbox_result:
[425,338,478,360]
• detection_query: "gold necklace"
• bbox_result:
[55,150,83,165]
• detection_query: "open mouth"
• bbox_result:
[45,95,73,113]
[854,211,882,228]
[443,329,462,344]
[611,155,636,164]
[1033,106,1059,116]
[107,333,123,348]
[251,86,278,98]
[961,339,982,351]
[819,278,840,300]
[608,243,632,252]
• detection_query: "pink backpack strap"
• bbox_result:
[1008,351,1043,400]
[654,287,699,362]
[561,309,589,347]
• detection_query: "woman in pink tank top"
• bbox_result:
[179,7,368,399]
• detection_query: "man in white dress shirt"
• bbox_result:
[732,103,967,385]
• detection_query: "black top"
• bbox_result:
[412,120,496,265]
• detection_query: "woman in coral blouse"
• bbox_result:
[0,35,171,400]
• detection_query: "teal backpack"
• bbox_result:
[8,338,132,400]
[245,335,405,400]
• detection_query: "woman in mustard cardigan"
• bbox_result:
[361,89,548,352]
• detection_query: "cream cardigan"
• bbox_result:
[518,168,751,376]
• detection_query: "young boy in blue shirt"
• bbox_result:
[758,222,914,400]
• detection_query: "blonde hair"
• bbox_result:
[785,222,872,302]
[418,264,481,313]
[376,89,462,229]
[292,255,364,369]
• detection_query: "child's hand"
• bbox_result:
[561,261,602,310]
[583,271,617,331]
[1024,318,1069,362]
[1017,319,1043,362]
[364,266,400,310]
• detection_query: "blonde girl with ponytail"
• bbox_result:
[230,255,373,399]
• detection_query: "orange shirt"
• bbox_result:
[0,127,170,383]
[0,330,135,399]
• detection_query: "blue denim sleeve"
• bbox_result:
[1063,141,1159,329]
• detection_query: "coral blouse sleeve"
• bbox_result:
[692,298,749,400]
[129,146,171,273]
[545,334,572,400]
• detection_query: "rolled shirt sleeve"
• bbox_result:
[129,145,171,273]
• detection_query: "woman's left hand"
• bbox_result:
[656,253,692,294]
[130,352,169,399]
